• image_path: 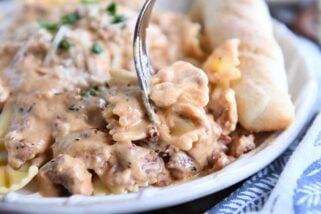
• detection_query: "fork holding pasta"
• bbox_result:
[0,0,294,196]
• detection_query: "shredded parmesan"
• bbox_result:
[43,26,68,65]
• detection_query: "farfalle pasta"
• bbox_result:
[0,0,294,197]
[151,61,209,108]
[157,103,209,151]
[205,39,241,135]
[103,69,150,142]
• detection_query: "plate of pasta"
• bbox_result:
[0,0,318,213]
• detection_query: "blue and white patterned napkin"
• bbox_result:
[209,37,321,214]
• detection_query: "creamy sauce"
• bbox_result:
[0,0,256,196]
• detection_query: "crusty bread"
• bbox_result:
[200,0,295,132]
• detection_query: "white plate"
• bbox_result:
[0,1,319,213]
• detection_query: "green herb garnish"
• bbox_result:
[112,15,126,24]
[92,42,104,54]
[80,0,101,4]
[60,11,81,25]
[38,20,60,32]
[80,85,100,97]
[92,85,99,91]
[107,2,117,16]
[38,11,81,32]
[106,2,126,24]
[59,39,73,51]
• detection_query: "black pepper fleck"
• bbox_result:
[27,103,36,113]
[69,104,81,111]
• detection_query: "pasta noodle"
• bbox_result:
[203,39,241,87]
[201,0,295,132]
[204,40,241,135]
[148,62,225,169]
[0,0,294,196]
[0,165,38,194]
[158,103,208,151]
[151,61,209,108]
[150,62,212,153]
[93,177,109,196]
[104,69,149,142]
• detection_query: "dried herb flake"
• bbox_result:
[92,42,104,54]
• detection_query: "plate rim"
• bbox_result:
[0,4,319,214]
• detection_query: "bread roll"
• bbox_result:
[200,0,295,132]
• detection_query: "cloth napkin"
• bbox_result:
[209,37,321,214]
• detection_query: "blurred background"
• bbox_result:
[0,0,320,45]
[268,0,320,46]
[153,0,321,45]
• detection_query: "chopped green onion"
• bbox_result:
[106,2,126,24]
[38,11,81,32]
[59,39,73,51]
[60,12,81,25]
[107,2,117,16]
[112,15,126,24]
[92,42,104,54]
[80,91,87,97]
[38,20,60,32]
[80,0,100,4]
[80,85,100,97]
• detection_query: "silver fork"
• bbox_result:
[133,0,158,124]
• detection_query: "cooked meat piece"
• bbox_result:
[5,94,54,169]
[218,134,232,145]
[153,168,172,187]
[5,136,37,169]
[5,90,107,169]
[166,151,198,180]
[212,152,233,172]
[114,142,165,183]
[101,142,165,193]
[101,156,137,194]
[229,135,256,158]
[52,129,112,176]
[38,154,93,197]
[147,125,160,143]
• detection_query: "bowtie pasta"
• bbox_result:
[0,0,292,197]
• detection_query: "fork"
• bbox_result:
[133,0,158,124]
